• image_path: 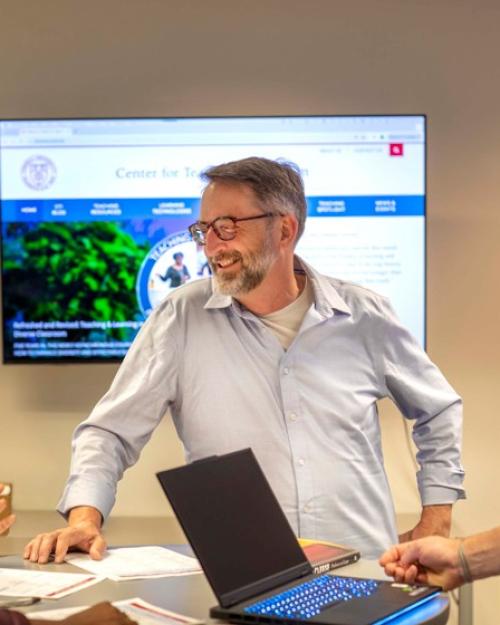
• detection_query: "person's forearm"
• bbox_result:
[415,504,452,537]
[421,504,451,537]
[463,526,500,582]
[68,506,103,528]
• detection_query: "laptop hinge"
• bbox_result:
[219,562,313,608]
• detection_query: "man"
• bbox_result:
[379,527,500,589]
[25,157,465,564]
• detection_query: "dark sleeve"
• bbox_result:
[183,266,191,279]
[165,266,175,280]
[0,610,31,625]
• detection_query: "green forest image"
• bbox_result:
[3,221,149,343]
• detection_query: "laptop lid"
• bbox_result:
[156,448,312,607]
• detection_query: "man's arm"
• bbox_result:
[24,506,105,564]
[378,297,465,532]
[0,514,15,535]
[462,526,500,582]
[398,504,452,543]
[380,526,500,589]
[0,486,15,535]
[25,300,181,564]
[379,536,464,589]
[3,482,104,564]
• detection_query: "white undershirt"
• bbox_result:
[259,277,314,349]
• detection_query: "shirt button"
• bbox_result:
[283,367,290,375]
[289,412,298,421]
[303,504,311,513]
[297,458,305,466]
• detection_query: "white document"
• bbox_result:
[0,568,103,599]
[28,597,204,625]
[65,546,201,581]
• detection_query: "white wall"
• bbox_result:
[1,1,499,622]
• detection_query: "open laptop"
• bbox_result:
[156,449,442,625]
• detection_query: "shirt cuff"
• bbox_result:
[57,476,115,522]
[417,467,466,506]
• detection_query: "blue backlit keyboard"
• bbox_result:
[244,575,380,620]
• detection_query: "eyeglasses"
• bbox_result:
[188,212,277,245]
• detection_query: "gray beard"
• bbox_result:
[210,245,276,297]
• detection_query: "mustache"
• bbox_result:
[209,251,243,265]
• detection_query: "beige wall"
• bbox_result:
[1,1,499,622]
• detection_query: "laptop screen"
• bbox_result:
[157,448,311,604]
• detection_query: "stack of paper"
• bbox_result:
[65,546,201,581]
[0,568,102,599]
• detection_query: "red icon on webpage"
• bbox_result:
[389,143,404,156]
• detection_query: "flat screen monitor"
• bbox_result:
[0,115,425,363]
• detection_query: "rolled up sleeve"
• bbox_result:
[379,298,466,505]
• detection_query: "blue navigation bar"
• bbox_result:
[0,195,424,223]
[306,195,424,217]
[0,197,201,223]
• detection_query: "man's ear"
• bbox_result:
[281,214,298,246]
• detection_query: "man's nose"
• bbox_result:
[205,227,228,256]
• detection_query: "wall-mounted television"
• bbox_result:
[0,115,425,363]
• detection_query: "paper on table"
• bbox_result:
[0,568,103,599]
[65,546,202,581]
[28,597,204,625]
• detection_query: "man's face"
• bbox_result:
[200,182,280,297]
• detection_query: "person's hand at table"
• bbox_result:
[23,506,106,564]
[0,483,15,534]
[379,536,464,590]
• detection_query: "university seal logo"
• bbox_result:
[136,230,202,316]
[21,155,57,190]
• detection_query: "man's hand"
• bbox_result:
[398,504,452,543]
[23,506,106,564]
[0,509,15,534]
[0,483,15,535]
[379,536,463,590]
[30,601,137,625]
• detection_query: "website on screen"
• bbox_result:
[0,116,425,361]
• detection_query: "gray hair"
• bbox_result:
[201,156,307,242]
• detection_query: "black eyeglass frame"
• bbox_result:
[188,212,278,244]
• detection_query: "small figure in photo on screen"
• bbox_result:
[145,241,198,310]
[196,243,211,277]
[158,252,191,288]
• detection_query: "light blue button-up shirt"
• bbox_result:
[58,257,465,559]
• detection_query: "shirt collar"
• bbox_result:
[295,256,351,318]
[204,286,232,310]
[204,255,351,318]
